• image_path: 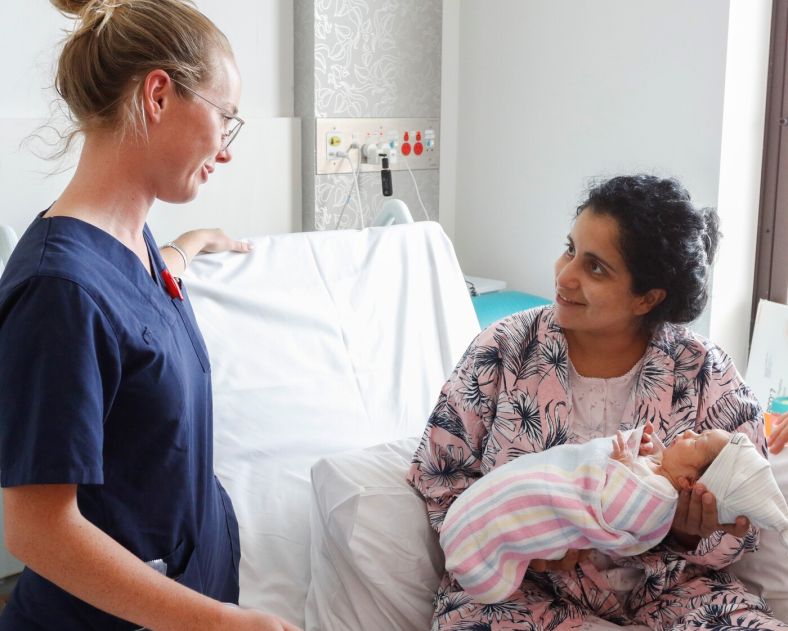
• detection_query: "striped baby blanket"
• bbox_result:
[439,428,677,603]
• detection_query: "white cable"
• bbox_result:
[403,155,430,220]
[334,146,363,230]
[334,166,356,230]
[334,182,353,230]
[351,150,364,229]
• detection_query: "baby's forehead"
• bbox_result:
[706,429,732,452]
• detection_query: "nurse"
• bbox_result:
[0,1,300,630]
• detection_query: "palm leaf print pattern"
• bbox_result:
[456,366,493,416]
[539,337,568,392]
[493,309,542,387]
[426,392,470,443]
[672,376,694,414]
[637,353,672,400]
[542,401,569,450]
[434,586,474,621]
[418,443,478,492]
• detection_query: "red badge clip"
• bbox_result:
[161,268,184,301]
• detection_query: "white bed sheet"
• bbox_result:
[183,222,480,626]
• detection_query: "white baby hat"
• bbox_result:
[698,433,788,547]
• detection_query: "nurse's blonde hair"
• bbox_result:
[49,0,233,153]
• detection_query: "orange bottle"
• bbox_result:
[765,396,788,438]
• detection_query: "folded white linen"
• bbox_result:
[698,432,788,547]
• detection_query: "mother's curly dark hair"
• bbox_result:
[577,175,720,328]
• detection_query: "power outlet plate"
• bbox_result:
[316,117,440,175]
[325,131,349,159]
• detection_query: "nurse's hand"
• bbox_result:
[184,228,254,255]
[222,606,302,630]
[769,413,788,454]
[161,229,253,275]
[670,482,749,548]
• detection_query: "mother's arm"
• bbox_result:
[406,332,501,533]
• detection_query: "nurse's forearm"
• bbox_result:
[160,229,252,276]
[160,231,204,276]
[3,484,229,631]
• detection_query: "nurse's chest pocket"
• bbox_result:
[111,314,194,449]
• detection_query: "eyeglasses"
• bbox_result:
[171,78,245,152]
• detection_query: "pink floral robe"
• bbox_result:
[408,306,786,631]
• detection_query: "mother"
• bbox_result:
[408,175,783,630]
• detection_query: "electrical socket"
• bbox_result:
[326,131,350,158]
[317,118,439,174]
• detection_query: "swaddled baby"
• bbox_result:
[613,426,788,542]
[609,426,729,496]
[440,423,788,604]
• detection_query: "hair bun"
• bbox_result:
[50,0,93,17]
[700,206,721,264]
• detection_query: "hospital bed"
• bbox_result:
[1,221,787,628]
[180,221,788,630]
[183,221,479,629]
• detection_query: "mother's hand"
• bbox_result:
[670,483,749,547]
[530,549,590,573]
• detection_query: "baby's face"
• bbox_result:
[661,428,731,483]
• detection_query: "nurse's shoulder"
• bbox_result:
[0,214,173,337]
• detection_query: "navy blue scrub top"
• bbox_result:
[0,213,240,630]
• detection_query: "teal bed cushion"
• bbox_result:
[471,291,552,328]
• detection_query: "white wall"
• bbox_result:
[439,0,460,241]
[0,1,293,119]
[710,0,773,369]
[445,0,732,332]
[0,1,298,240]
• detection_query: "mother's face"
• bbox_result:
[553,209,662,337]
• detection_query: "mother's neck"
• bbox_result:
[565,326,652,378]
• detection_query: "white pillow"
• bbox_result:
[731,448,788,623]
[305,437,444,631]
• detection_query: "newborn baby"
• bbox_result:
[440,424,788,604]
[613,426,788,538]
[609,426,730,495]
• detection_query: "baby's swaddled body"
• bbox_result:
[440,428,676,604]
